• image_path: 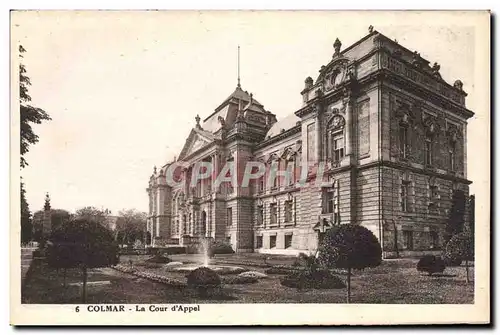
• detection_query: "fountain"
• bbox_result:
[168,237,245,274]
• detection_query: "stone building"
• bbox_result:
[147,28,473,257]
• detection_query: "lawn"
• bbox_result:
[22,255,474,304]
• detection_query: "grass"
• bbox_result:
[22,256,474,304]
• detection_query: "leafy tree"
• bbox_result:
[444,189,466,244]
[317,224,382,303]
[47,218,119,302]
[116,209,147,247]
[20,180,32,244]
[19,45,51,168]
[444,232,474,284]
[75,206,110,225]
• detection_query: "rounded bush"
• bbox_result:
[416,255,446,275]
[145,254,172,264]
[186,267,222,298]
[317,224,382,270]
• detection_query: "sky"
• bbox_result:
[12,11,489,215]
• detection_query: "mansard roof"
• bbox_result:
[265,113,301,139]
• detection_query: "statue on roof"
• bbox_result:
[368,25,374,33]
[195,114,201,129]
[44,193,51,211]
[333,38,342,57]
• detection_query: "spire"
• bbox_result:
[237,45,241,88]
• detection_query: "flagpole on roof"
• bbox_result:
[237,45,241,88]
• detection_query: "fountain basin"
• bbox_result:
[170,264,246,275]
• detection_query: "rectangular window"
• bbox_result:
[449,142,456,171]
[269,235,277,249]
[399,126,408,158]
[295,154,302,183]
[403,230,413,250]
[284,200,293,223]
[323,188,335,214]
[307,123,316,162]
[332,132,344,162]
[226,208,232,226]
[285,234,293,249]
[425,140,433,166]
[257,205,263,226]
[401,181,409,212]
[430,231,439,249]
[256,235,263,249]
[429,185,439,213]
[258,176,265,193]
[226,236,231,244]
[270,203,277,226]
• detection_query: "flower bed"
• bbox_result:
[112,265,186,288]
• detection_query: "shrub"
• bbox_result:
[211,241,234,255]
[445,232,474,283]
[145,254,172,264]
[164,246,186,255]
[280,269,346,290]
[416,255,446,276]
[186,267,222,297]
[317,224,382,303]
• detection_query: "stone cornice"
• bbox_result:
[360,160,473,185]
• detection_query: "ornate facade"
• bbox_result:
[147,29,473,257]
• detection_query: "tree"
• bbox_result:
[468,195,475,241]
[47,218,119,302]
[444,189,466,244]
[19,45,51,168]
[444,232,474,284]
[20,180,32,244]
[75,206,110,226]
[116,209,147,247]
[317,224,382,303]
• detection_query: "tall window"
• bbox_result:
[183,215,187,235]
[256,235,263,249]
[295,152,302,183]
[323,188,335,214]
[430,231,439,249]
[258,176,265,193]
[257,205,263,226]
[285,234,293,249]
[332,132,344,162]
[403,230,414,250]
[399,125,408,158]
[307,123,316,162]
[284,200,293,223]
[449,141,456,171]
[270,203,277,226]
[401,181,410,212]
[226,207,232,226]
[425,137,433,166]
[270,235,277,249]
[429,185,439,213]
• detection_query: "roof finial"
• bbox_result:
[237,45,241,88]
[368,25,374,33]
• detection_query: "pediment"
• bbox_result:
[316,57,352,92]
[178,129,214,160]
